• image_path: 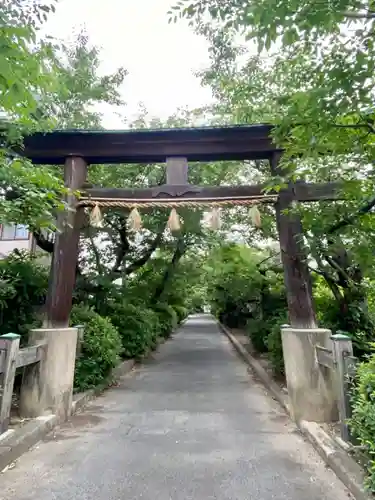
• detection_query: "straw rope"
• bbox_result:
[78,194,278,209]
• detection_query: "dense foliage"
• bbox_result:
[0,251,47,341]
[0,0,64,226]
[70,305,122,392]
[205,243,287,376]
[101,302,161,359]
[349,352,375,493]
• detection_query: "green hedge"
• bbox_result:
[71,299,186,391]
[349,353,375,493]
[245,313,287,377]
[246,318,270,353]
[171,304,188,323]
[153,303,178,338]
[71,305,122,392]
[0,251,48,341]
[266,315,287,378]
[104,302,161,359]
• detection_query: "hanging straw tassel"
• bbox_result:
[209,206,221,230]
[167,208,181,232]
[89,203,103,228]
[128,207,142,231]
[249,204,261,228]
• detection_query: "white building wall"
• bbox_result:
[0,238,32,257]
[0,224,34,258]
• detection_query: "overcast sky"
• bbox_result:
[44,0,214,128]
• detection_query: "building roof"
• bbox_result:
[18,124,280,164]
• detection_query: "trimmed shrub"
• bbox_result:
[349,352,375,493]
[70,305,122,392]
[172,304,188,323]
[105,302,161,359]
[246,311,286,378]
[266,315,287,378]
[246,318,270,353]
[153,303,178,338]
[0,251,48,341]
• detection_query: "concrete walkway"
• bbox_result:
[0,315,351,500]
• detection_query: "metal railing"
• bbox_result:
[315,333,358,442]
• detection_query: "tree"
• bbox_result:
[169,0,375,340]
[171,0,375,159]
[49,33,127,129]
[0,0,67,227]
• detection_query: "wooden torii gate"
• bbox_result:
[21,124,342,329]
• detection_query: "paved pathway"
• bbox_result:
[0,315,351,499]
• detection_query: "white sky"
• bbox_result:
[45,0,214,128]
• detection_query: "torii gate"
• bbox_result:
[20,124,342,330]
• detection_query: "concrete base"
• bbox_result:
[20,328,78,420]
[281,327,338,423]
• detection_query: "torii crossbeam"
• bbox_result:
[17,124,345,329]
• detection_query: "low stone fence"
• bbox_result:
[281,325,358,442]
[0,326,82,435]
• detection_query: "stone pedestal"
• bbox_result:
[20,327,78,420]
[281,327,338,423]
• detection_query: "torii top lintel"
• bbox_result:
[20,124,281,165]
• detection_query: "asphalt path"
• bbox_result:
[0,315,351,499]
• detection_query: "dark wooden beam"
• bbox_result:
[44,156,88,328]
[270,153,317,328]
[82,181,343,204]
[18,125,280,164]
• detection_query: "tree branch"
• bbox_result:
[111,216,129,273]
[32,229,54,253]
[327,194,375,235]
[88,232,104,275]
[125,230,163,276]
[152,237,187,302]
[308,264,343,303]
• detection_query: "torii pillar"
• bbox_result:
[44,156,88,328]
[21,156,88,421]
[270,152,337,423]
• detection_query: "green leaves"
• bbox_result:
[70,304,122,391]
[0,7,128,228]
[0,251,49,340]
[51,33,127,129]
[0,0,64,226]
[349,350,375,492]
[173,0,375,164]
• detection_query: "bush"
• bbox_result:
[246,318,270,353]
[246,312,286,378]
[153,303,178,338]
[70,305,122,392]
[266,315,287,378]
[314,277,375,358]
[172,304,188,323]
[104,302,161,359]
[349,352,375,493]
[0,251,48,341]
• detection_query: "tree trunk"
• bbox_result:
[152,239,186,303]
[270,154,317,328]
